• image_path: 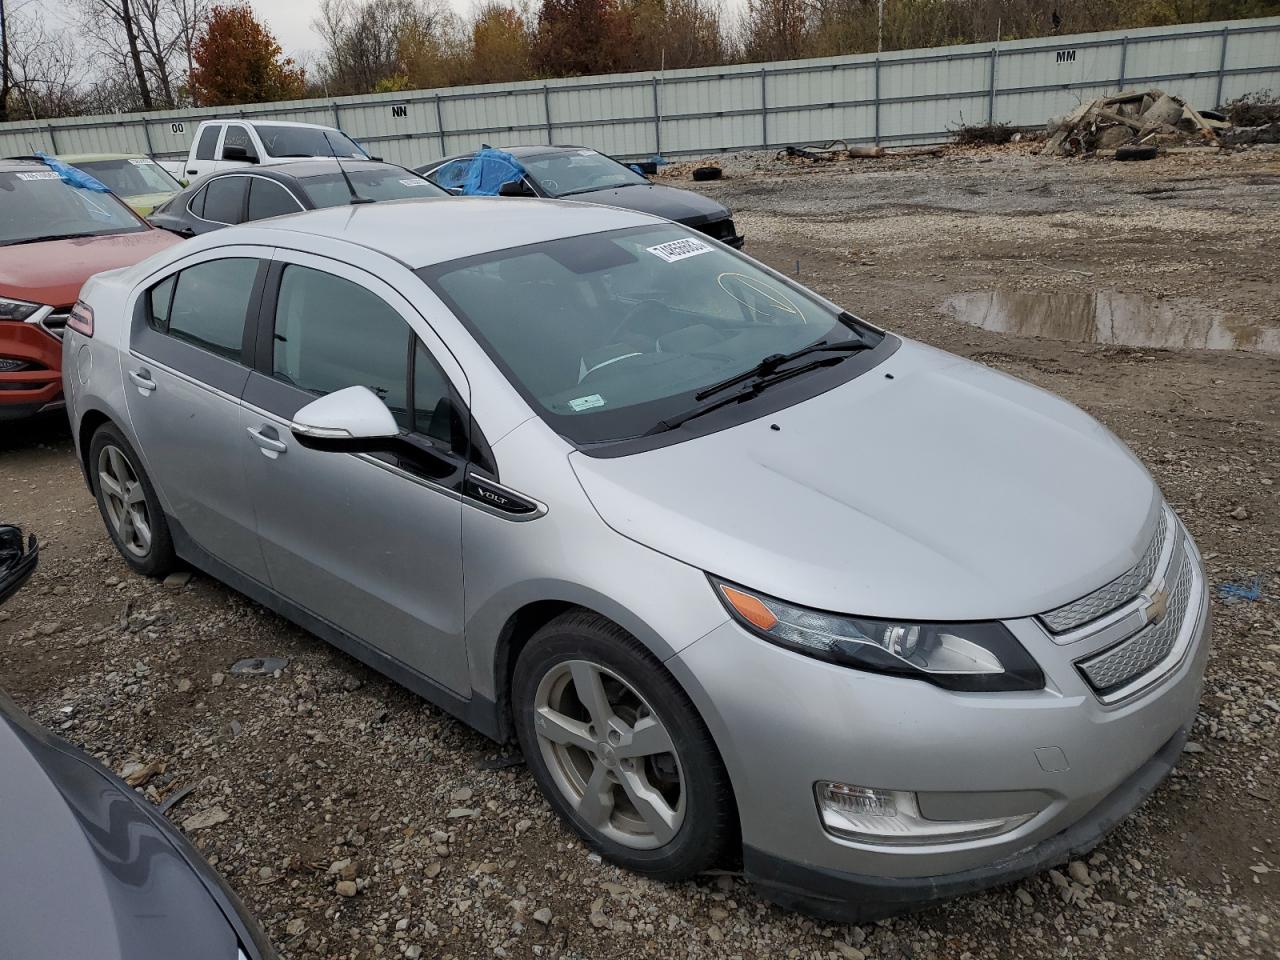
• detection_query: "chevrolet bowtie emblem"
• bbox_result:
[1146,587,1169,625]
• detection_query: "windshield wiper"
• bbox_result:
[693,339,869,402]
[644,354,853,436]
[1,232,100,246]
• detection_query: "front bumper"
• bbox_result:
[667,554,1210,918]
[0,321,63,418]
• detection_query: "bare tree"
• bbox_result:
[1,0,11,123]
[78,0,155,108]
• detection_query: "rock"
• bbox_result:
[450,786,473,802]
[1068,861,1093,886]
[1228,505,1249,520]
[210,672,224,688]
[230,656,288,676]
[405,947,421,960]
[447,807,479,819]
[285,919,306,936]
[1016,887,1034,906]
[424,860,443,879]
[589,910,609,929]
[163,571,192,590]
[532,907,553,926]
[1183,741,1206,754]
[183,806,229,831]
[834,943,865,960]
[341,675,363,692]
[709,906,729,921]
[335,879,358,897]
[515,818,533,834]
[176,678,192,692]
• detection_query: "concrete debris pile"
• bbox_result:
[777,140,945,162]
[1044,89,1229,158]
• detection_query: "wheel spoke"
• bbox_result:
[125,483,147,507]
[131,510,152,550]
[98,470,124,502]
[618,768,678,845]
[119,506,136,545]
[575,763,615,830]
[107,446,130,484]
[570,661,614,729]
[535,705,595,752]
[616,715,674,760]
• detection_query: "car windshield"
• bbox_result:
[0,170,147,245]
[422,224,879,443]
[301,168,448,207]
[73,158,180,197]
[255,125,368,159]
[522,150,648,197]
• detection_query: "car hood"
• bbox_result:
[566,183,729,226]
[0,230,181,307]
[0,695,243,960]
[570,339,1161,622]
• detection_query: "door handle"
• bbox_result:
[128,369,156,394]
[246,426,287,458]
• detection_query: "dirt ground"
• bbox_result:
[3,143,1279,960]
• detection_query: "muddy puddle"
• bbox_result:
[943,290,1280,354]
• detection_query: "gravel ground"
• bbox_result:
[3,143,1279,960]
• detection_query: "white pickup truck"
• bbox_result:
[181,119,372,181]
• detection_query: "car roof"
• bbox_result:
[58,153,147,163]
[426,145,591,168]
[242,197,662,269]
[0,157,55,173]
[202,119,340,130]
[252,159,407,179]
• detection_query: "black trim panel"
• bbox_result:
[168,518,502,741]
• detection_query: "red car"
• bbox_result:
[0,158,181,421]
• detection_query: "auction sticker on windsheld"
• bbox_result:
[568,394,606,412]
[647,238,712,263]
[16,172,60,181]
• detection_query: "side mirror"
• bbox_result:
[498,179,532,197]
[222,145,258,164]
[290,385,399,451]
[0,525,39,606]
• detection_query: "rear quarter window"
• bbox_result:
[195,125,221,161]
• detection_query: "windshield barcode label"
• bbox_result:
[16,172,60,181]
[128,158,155,165]
[400,178,432,186]
[647,238,712,263]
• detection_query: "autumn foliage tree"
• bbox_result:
[188,3,304,106]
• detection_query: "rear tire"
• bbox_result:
[513,611,735,880]
[89,423,177,578]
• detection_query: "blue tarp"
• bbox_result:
[34,151,111,193]
[460,148,526,196]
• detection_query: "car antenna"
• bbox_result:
[324,132,374,205]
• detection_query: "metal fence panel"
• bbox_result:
[1,15,1276,164]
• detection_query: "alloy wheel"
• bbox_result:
[97,444,152,558]
[532,659,685,849]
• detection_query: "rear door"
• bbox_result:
[123,246,272,582]
[186,123,222,180]
[239,251,471,694]
[216,124,259,171]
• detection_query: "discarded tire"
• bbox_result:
[1115,144,1159,161]
[691,166,723,181]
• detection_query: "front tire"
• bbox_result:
[513,611,735,879]
[89,423,176,578]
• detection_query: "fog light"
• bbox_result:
[816,781,1034,846]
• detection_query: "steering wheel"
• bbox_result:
[541,178,559,193]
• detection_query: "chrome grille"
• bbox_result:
[1076,546,1194,695]
[1039,510,1168,633]
[39,311,70,340]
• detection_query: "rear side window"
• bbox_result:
[272,265,411,427]
[203,176,247,223]
[151,258,258,360]
[195,125,220,161]
[187,185,207,218]
[222,125,258,161]
[247,178,302,221]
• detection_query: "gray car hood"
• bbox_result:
[570,339,1160,622]
[572,183,729,226]
[0,701,243,960]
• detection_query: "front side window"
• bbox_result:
[202,176,248,223]
[222,125,258,161]
[195,125,220,161]
[246,178,303,221]
[74,158,180,197]
[0,170,147,245]
[272,265,412,427]
[255,125,366,160]
[300,167,446,208]
[522,150,647,197]
[150,258,259,360]
[426,158,473,193]
[422,225,881,444]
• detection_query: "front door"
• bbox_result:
[240,252,472,695]
[123,247,271,582]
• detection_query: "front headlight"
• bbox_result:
[0,297,42,321]
[711,578,1044,692]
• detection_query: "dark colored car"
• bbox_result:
[0,157,182,421]
[418,145,744,248]
[148,159,448,237]
[0,524,274,960]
